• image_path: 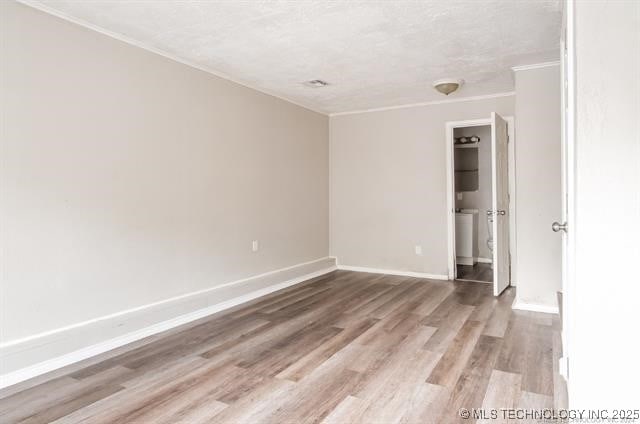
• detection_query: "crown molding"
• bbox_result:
[511,61,561,72]
[329,91,516,117]
[14,0,541,119]
[15,0,329,116]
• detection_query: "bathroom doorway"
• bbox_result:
[445,115,516,294]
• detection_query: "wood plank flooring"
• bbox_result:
[457,263,493,283]
[0,271,564,423]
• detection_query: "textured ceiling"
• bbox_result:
[27,0,562,114]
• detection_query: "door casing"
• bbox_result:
[445,116,517,287]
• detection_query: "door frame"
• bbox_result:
[445,116,517,283]
[559,0,576,382]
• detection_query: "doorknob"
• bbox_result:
[496,210,506,216]
[552,221,568,232]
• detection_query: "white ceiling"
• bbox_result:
[27,0,562,114]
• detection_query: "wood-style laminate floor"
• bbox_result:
[0,271,565,423]
[457,263,493,283]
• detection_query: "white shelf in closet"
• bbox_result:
[454,142,480,149]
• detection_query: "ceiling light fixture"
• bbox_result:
[433,78,464,95]
[304,79,329,88]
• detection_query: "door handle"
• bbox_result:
[496,210,506,216]
[552,221,568,233]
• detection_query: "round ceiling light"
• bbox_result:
[433,78,464,95]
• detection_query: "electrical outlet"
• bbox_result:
[252,240,259,252]
[415,245,423,256]
[457,192,463,200]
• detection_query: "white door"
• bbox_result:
[556,4,575,380]
[491,112,510,295]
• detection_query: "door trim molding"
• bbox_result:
[445,116,517,284]
[560,0,577,384]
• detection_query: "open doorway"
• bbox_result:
[446,115,516,295]
[452,124,493,283]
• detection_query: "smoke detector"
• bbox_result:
[433,78,464,95]
[303,79,329,88]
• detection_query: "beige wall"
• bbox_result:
[330,96,515,276]
[331,75,561,309]
[0,1,329,343]
[513,65,562,309]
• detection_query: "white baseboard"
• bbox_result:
[476,257,493,264]
[337,264,448,281]
[512,297,559,314]
[0,257,336,389]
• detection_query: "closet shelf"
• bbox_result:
[454,142,480,149]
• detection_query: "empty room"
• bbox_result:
[1,0,638,422]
